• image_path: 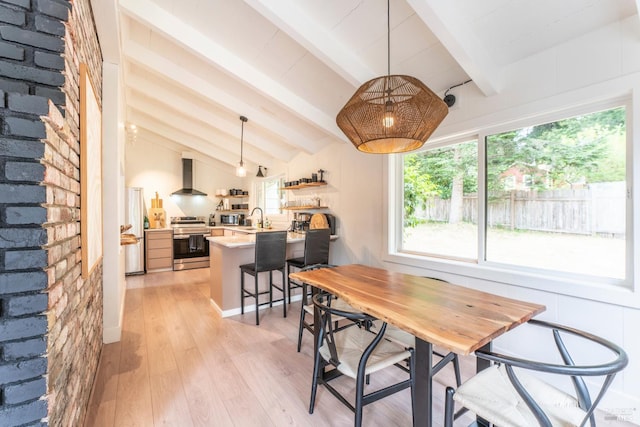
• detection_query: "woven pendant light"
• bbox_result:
[336,0,448,154]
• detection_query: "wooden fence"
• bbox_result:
[416,182,625,236]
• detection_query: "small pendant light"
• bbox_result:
[336,0,449,154]
[256,165,266,178]
[236,115,248,177]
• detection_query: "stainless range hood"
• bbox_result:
[171,158,207,196]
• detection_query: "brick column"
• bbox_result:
[0,92,50,424]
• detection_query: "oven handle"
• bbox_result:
[173,234,208,239]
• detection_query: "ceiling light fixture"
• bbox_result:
[256,165,267,178]
[236,115,248,177]
[336,0,449,154]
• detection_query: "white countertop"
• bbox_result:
[207,231,338,248]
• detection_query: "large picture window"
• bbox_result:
[398,104,628,282]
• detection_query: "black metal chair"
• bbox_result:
[239,231,287,325]
[287,228,330,305]
[309,293,415,427]
[444,319,629,427]
[295,263,356,352]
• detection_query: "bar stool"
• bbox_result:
[240,230,287,325]
[287,228,330,305]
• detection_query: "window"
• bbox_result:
[397,104,628,282]
[402,140,478,260]
[486,107,626,279]
[255,175,285,215]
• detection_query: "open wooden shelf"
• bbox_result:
[281,182,327,190]
[282,206,328,211]
[218,194,249,198]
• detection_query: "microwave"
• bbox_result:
[220,214,239,225]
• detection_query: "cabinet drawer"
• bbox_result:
[146,230,172,240]
[211,229,224,237]
[147,257,172,270]
[147,238,172,250]
[148,248,172,259]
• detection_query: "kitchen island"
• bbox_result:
[207,231,337,316]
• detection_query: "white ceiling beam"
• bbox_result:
[122,39,325,154]
[119,0,348,143]
[135,128,238,174]
[406,0,500,96]
[129,109,248,169]
[129,93,271,168]
[125,73,296,162]
[242,0,373,87]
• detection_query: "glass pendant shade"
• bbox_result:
[236,162,246,177]
[337,74,448,154]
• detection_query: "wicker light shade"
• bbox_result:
[337,74,448,153]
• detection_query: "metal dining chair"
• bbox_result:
[239,230,287,325]
[286,228,330,305]
[309,292,415,427]
[295,263,357,352]
[444,319,628,427]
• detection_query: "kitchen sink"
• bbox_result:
[237,226,258,231]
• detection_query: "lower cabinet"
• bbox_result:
[145,229,173,271]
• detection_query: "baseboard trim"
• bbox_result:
[210,294,303,318]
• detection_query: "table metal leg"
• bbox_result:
[473,342,491,427]
[415,338,433,427]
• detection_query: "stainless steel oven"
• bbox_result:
[171,216,210,270]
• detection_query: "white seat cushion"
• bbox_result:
[319,327,411,379]
[454,364,587,427]
[303,297,356,320]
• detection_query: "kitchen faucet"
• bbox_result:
[250,207,263,228]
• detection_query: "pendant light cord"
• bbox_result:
[239,115,248,166]
[387,0,390,78]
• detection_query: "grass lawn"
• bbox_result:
[403,222,625,279]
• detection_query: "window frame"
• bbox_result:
[254,174,286,218]
[385,96,637,308]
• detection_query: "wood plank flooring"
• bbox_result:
[84,268,629,427]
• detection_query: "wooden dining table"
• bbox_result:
[289,264,546,427]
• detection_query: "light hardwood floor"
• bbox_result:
[85,268,630,427]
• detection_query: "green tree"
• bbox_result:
[403,141,477,226]
[487,107,625,192]
[403,154,437,227]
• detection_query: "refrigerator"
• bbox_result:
[125,187,145,275]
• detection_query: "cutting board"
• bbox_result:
[309,213,329,229]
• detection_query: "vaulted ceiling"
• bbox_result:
[95,0,639,173]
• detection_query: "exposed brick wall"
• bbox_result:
[0,0,104,425]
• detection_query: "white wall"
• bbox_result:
[125,134,248,221]
[101,61,126,343]
[280,143,384,266]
